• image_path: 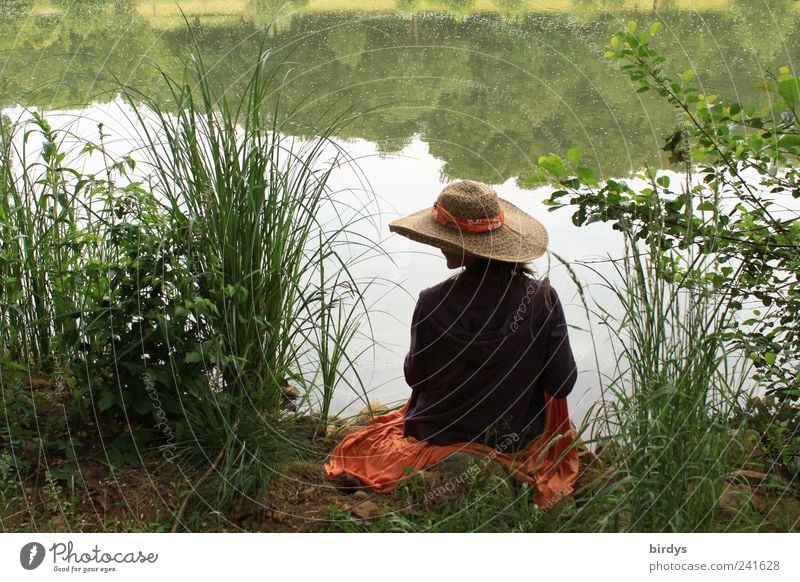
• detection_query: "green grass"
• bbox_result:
[558,194,752,532]
[0,112,84,370]
[1,21,382,517]
[327,466,562,533]
[117,26,381,506]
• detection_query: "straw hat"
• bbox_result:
[388,180,548,262]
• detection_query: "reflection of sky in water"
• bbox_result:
[0,102,650,430]
[325,135,624,427]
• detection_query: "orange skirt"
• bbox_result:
[324,393,579,509]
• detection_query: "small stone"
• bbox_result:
[299,487,316,501]
[352,490,369,501]
[349,500,381,519]
[325,425,339,438]
[718,484,765,511]
[358,401,389,417]
[283,384,300,399]
[271,510,287,523]
[27,378,53,391]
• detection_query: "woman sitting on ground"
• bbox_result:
[325,180,579,508]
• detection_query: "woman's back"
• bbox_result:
[402,260,577,451]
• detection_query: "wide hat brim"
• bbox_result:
[389,198,548,262]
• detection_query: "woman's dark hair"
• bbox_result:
[464,257,537,278]
[462,257,554,309]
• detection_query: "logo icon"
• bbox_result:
[20,542,46,570]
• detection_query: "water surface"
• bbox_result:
[2,0,796,424]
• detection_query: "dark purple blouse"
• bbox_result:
[402,261,577,451]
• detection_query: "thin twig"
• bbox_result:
[170,445,226,533]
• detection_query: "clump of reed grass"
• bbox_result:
[0,112,87,371]
[126,33,372,408]
[568,192,750,532]
[1,24,382,511]
[120,29,380,505]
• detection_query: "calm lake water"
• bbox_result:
[2,1,797,424]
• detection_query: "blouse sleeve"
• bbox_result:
[540,285,578,399]
[403,293,431,392]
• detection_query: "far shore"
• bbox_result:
[27,0,762,27]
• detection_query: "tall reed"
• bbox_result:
[120,29,379,506]
[125,35,372,407]
[583,190,748,532]
[0,113,87,371]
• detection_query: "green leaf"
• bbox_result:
[98,390,116,412]
[777,134,800,149]
[777,78,800,105]
[627,21,637,33]
[577,167,598,186]
[764,352,777,366]
[537,154,568,178]
[649,22,662,36]
[680,69,696,84]
[754,81,778,93]
[567,147,582,166]
[523,171,549,184]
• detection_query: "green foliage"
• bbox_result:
[70,181,210,432]
[529,21,800,530]
[539,22,800,406]
[124,32,372,416]
[0,115,208,455]
[0,0,33,21]
[736,396,800,489]
[594,240,737,531]
[1,27,376,501]
[328,469,556,532]
[0,113,85,370]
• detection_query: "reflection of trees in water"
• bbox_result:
[329,22,367,69]
[494,0,528,10]
[396,0,420,11]
[53,0,134,15]
[653,0,678,12]
[431,0,477,14]
[245,0,310,27]
[0,0,33,22]
[571,0,626,10]
[247,0,309,13]
[2,10,800,180]
[728,0,796,61]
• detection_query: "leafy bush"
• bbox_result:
[540,21,800,404]
[529,21,800,530]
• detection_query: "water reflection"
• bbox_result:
[1,2,797,423]
[1,5,798,183]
